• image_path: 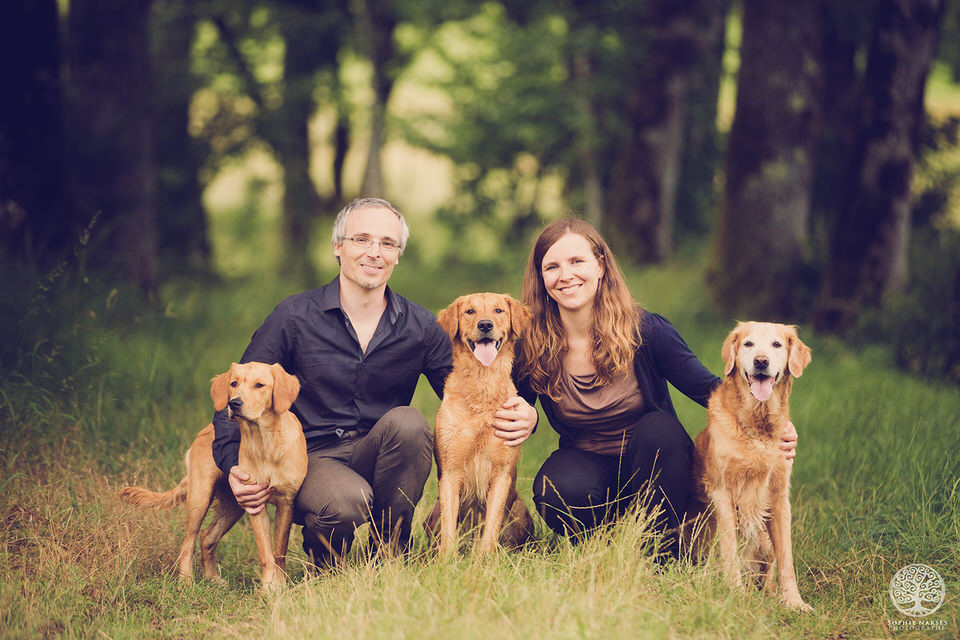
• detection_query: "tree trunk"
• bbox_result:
[0,0,70,262]
[276,5,326,281]
[68,0,157,294]
[810,1,877,239]
[709,0,820,319]
[569,50,604,229]
[332,82,350,204]
[814,0,945,332]
[675,0,730,240]
[606,0,719,263]
[152,0,209,274]
[353,0,399,198]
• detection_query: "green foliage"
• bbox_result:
[398,5,574,258]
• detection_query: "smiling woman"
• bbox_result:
[540,232,605,317]
[511,218,723,557]
[518,218,640,401]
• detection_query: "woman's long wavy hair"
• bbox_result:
[516,218,641,401]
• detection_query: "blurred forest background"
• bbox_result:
[2,4,960,636]
[2,0,960,383]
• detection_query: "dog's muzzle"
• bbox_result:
[745,371,778,402]
[467,331,503,368]
[227,397,243,420]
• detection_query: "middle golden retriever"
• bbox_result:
[426,292,535,555]
[686,321,813,611]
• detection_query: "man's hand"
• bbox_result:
[228,466,274,515]
[492,396,538,447]
[779,421,798,463]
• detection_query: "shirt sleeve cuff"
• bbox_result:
[214,442,240,474]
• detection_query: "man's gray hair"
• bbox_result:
[331,197,410,255]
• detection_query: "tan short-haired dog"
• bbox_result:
[121,362,307,590]
[686,322,813,611]
[425,293,535,555]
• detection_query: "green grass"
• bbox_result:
[1,255,959,639]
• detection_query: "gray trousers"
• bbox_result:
[295,406,433,566]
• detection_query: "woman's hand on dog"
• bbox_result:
[492,396,538,447]
[229,466,274,514]
[780,421,798,462]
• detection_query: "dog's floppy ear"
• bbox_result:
[506,295,531,340]
[721,326,741,377]
[270,363,300,414]
[786,329,812,378]
[210,365,234,411]
[436,297,461,341]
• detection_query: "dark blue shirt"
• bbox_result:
[516,311,721,449]
[212,277,453,472]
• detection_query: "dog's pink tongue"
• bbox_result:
[473,341,498,367]
[750,377,774,402]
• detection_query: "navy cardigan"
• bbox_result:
[516,311,721,449]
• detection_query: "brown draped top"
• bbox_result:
[552,365,645,456]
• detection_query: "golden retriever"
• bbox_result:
[120,362,307,590]
[686,322,812,611]
[424,293,535,555]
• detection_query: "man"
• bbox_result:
[212,197,537,567]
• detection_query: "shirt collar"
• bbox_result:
[319,276,403,324]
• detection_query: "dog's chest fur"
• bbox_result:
[700,378,792,532]
[237,415,307,498]
[435,348,520,505]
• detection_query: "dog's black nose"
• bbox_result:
[478,319,494,333]
[754,356,769,370]
[228,398,243,411]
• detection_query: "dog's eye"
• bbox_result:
[743,341,753,348]
[772,341,782,348]
[255,383,265,388]
[230,381,238,387]
[494,308,504,313]
[465,309,476,315]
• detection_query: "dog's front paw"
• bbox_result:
[782,596,813,612]
[260,576,284,594]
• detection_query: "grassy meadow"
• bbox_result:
[1,248,958,640]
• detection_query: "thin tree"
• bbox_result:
[152,0,210,274]
[606,0,729,263]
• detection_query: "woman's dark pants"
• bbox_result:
[532,410,695,557]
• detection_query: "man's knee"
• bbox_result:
[379,406,432,447]
[301,487,373,535]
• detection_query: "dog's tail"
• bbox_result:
[120,446,195,508]
[120,475,188,509]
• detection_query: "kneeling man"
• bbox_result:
[212,198,455,568]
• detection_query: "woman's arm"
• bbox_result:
[645,313,721,407]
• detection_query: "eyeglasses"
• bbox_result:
[343,235,401,253]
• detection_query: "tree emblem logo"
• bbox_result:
[889,564,946,617]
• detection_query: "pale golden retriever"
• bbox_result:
[686,322,813,611]
[425,293,535,555]
[121,362,307,590]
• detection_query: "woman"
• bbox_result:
[493,218,798,557]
